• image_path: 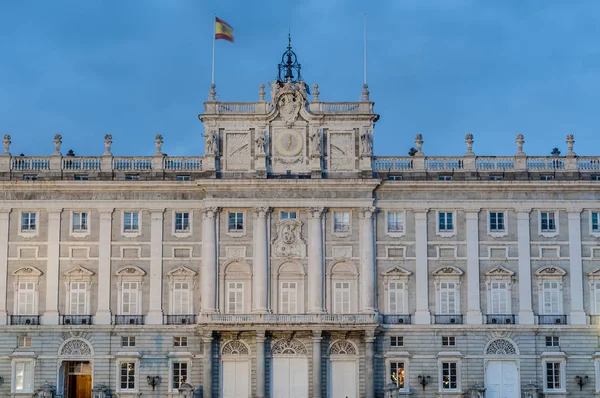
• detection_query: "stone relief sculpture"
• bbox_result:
[255,130,267,154]
[360,128,373,155]
[205,130,219,155]
[272,219,306,258]
[279,92,301,128]
[309,129,321,156]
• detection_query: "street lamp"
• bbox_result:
[37,382,55,397]
[178,381,195,398]
[418,375,431,391]
[92,385,110,398]
[146,375,161,391]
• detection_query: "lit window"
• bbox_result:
[390,361,405,388]
[228,212,244,232]
[20,212,36,232]
[123,212,139,232]
[438,212,454,232]
[540,212,557,232]
[121,336,136,347]
[333,211,350,233]
[441,362,458,391]
[281,211,297,219]
[72,212,88,232]
[174,212,190,232]
[387,212,404,233]
[489,212,505,232]
[174,336,188,347]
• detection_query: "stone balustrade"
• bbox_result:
[204,313,379,325]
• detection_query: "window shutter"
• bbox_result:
[18,282,35,315]
[70,282,87,315]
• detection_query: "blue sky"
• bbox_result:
[1,1,599,157]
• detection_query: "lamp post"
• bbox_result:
[523,383,538,398]
[91,385,110,398]
[37,382,55,397]
[178,381,195,398]
[418,375,431,391]
[146,375,161,391]
[575,375,589,391]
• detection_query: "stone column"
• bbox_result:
[147,209,165,324]
[414,210,431,324]
[568,210,586,324]
[307,207,326,313]
[202,207,220,314]
[359,207,377,313]
[256,330,266,398]
[517,210,535,324]
[312,330,322,398]
[253,207,270,313]
[365,330,376,398]
[96,209,114,325]
[202,332,213,398]
[43,209,62,325]
[0,210,10,325]
[466,210,482,324]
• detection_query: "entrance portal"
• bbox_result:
[64,361,92,398]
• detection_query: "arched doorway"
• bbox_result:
[271,339,308,398]
[57,338,94,398]
[484,338,520,398]
[221,340,250,398]
[328,340,358,398]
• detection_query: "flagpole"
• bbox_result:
[363,13,367,85]
[211,14,216,85]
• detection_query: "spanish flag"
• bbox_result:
[215,17,234,42]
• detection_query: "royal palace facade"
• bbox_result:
[1,45,600,398]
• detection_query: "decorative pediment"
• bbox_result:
[63,265,95,278]
[167,265,197,278]
[382,266,412,277]
[484,265,515,279]
[535,266,566,277]
[271,219,306,258]
[587,268,600,279]
[13,266,43,277]
[432,265,464,277]
[115,266,146,277]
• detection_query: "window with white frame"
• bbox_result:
[123,211,140,232]
[333,211,350,233]
[228,212,244,232]
[69,282,87,315]
[489,212,505,232]
[118,360,138,392]
[540,211,557,233]
[542,358,566,393]
[281,211,297,219]
[333,281,351,314]
[390,336,403,348]
[227,282,244,314]
[171,361,189,391]
[280,281,298,314]
[172,281,191,314]
[387,212,404,234]
[439,281,458,314]
[388,281,406,314]
[72,211,88,232]
[121,336,136,347]
[542,281,562,315]
[489,281,510,314]
[592,211,600,234]
[390,361,406,389]
[16,282,35,315]
[20,212,36,233]
[174,336,188,347]
[174,212,190,233]
[591,281,600,315]
[440,361,459,392]
[12,359,34,393]
[438,211,454,233]
[121,281,140,315]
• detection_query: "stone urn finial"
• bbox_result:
[155,134,164,155]
[465,133,474,154]
[361,83,370,102]
[208,84,217,101]
[2,134,11,155]
[258,84,266,102]
[103,134,113,156]
[415,134,424,154]
[516,134,525,154]
[53,134,62,155]
[566,133,575,156]
[312,84,320,102]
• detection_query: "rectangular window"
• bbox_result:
[280,281,298,314]
[172,282,190,314]
[489,281,509,314]
[387,212,404,233]
[14,360,33,392]
[74,174,89,180]
[592,175,600,181]
[441,362,458,391]
[72,212,88,232]
[21,212,36,232]
[592,212,599,233]
[541,212,557,232]
[121,336,136,347]
[228,212,244,232]
[540,175,555,181]
[125,174,140,181]
[123,212,139,232]
[70,282,87,315]
[227,282,244,314]
[17,282,35,315]
[281,211,297,219]
[23,174,37,181]
[438,175,453,181]
[542,281,561,314]
[594,282,600,314]
[390,361,405,388]
[439,281,458,314]
[334,281,351,314]
[545,362,561,390]
[489,212,505,232]
[176,175,190,181]
[388,281,405,314]
[334,211,350,233]
[121,281,139,315]
[120,361,136,391]
[442,336,456,346]
[390,336,404,347]
[172,361,188,390]
[545,336,559,347]
[18,336,31,348]
[488,175,503,181]
[174,336,188,347]
[174,212,190,232]
[438,212,454,232]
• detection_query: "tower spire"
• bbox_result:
[277,34,303,83]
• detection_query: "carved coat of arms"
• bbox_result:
[271,219,306,258]
[278,92,301,127]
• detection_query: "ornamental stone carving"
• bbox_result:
[255,130,268,155]
[309,128,322,157]
[103,134,112,155]
[222,340,250,355]
[60,338,93,357]
[307,207,326,219]
[278,92,302,128]
[205,130,219,155]
[329,340,357,355]
[485,338,517,355]
[360,127,373,156]
[201,207,221,218]
[253,206,272,218]
[272,219,306,258]
[359,207,376,218]
[271,339,308,356]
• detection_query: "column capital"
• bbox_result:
[252,206,272,218]
[98,208,114,217]
[465,209,480,219]
[202,331,214,343]
[256,329,266,342]
[150,208,165,220]
[364,329,376,343]
[201,207,221,218]
[516,210,531,220]
[358,207,376,219]
[567,209,583,218]
[307,207,326,219]
[312,330,322,340]
[47,209,63,219]
[414,209,429,220]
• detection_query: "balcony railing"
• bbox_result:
[434,314,463,325]
[11,315,40,325]
[486,314,515,325]
[62,315,93,325]
[382,314,412,325]
[205,313,378,324]
[166,314,197,325]
[538,315,567,325]
[114,315,145,325]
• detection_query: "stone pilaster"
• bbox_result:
[0,210,10,325]
[307,207,326,313]
[147,209,165,324]
[202,332,213,398]
[95,209,114,325]
[568,210,587,324]
[414,210,431,324]
[517,210,535,324]
[359,207,376,313]
[256,330,266,398]
[252,207,271,313]
[465,210,482,324]
[312,330,322,398]
[43,209,62,325]
[365,330,376,398]
[201,207,220,314]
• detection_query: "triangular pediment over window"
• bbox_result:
[115,266,146,277]
[63,265,95,278]
[382,265,412,277]
[167,265,198,277]
[484,265,515,278]
[13,266,43,277]
[432,265,463,277]
[535,266,566,277]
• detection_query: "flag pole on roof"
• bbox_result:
[211,16,234,85]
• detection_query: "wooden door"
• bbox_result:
[68,375,91,398]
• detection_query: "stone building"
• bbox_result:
[0,42,599,398]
